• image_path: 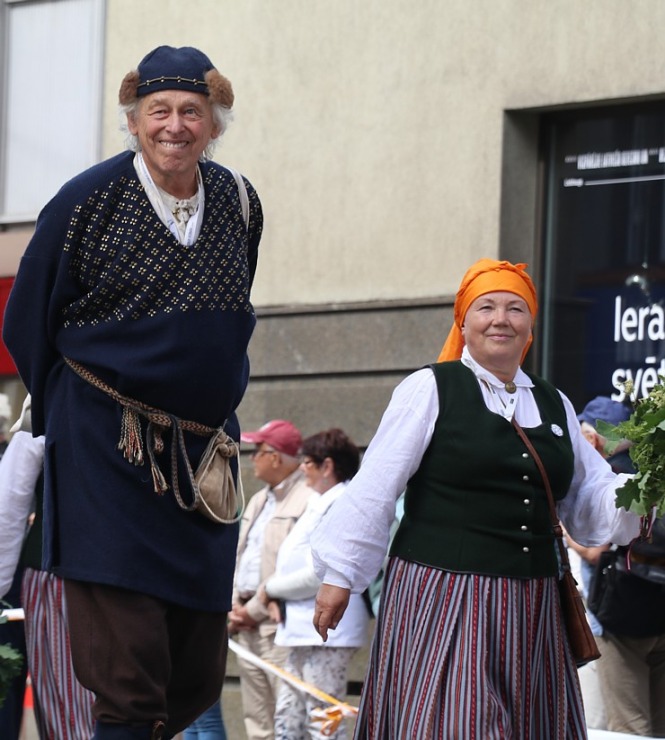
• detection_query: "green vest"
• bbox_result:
[390,361,574,578]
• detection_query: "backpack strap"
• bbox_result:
[226,167,249,231]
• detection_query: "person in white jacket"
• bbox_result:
[261,429,368,740]
[0,395,95,739]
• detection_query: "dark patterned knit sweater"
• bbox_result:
[3,151,262,610]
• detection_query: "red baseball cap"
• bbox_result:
[241,419,302,457]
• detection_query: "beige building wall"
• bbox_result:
[103,0,665,307]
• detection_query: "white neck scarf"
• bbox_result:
[134,152,205,246]
[461,346,534,420]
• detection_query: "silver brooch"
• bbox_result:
[551,424,564,437]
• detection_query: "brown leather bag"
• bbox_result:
[557,565,601,666]
[512,418,601,667]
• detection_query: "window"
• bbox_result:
[0,0,105,222]
[540,102,665,408]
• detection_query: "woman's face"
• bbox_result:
[301,457,325,492]
[301,456,336,493]
[462,291,532,380]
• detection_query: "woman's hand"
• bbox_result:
[313,584,350,642]
[257,584,270,607]
[267,599,283,623]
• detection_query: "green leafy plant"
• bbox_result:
[597,377,665,518]
[0,602,23,709]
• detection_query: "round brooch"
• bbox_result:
[551,424,564,437]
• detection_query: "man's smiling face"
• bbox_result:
[127,90,219,197]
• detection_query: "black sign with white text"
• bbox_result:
[541,104,665,408]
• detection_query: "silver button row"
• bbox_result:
[522,479,531,552]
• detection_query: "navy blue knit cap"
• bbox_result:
[136,46,214,96]
[119,46,234,107]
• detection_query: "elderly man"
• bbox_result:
[3,46,262,740]
[229,419,313,740]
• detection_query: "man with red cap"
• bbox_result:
[3,45,262,739]
[231,419,313,740]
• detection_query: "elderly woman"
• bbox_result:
[261,429,368,740]
[310,259,640,739]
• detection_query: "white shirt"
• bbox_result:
[0,432,46,598]
[134,153,204,246]
[310,347,640,593]
[266,492,331,603]
[234,491,277,597]
[269,482,369,648]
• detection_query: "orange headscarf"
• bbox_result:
[437,259,538,364]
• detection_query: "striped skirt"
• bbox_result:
[21,567,96,740]
[354,558,587,739]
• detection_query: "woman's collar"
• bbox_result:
[460,346,534,389]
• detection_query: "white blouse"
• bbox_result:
[0,431,45,598]
[310,347,641,593]
[269,482,369,648]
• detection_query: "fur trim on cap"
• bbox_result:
[205,69,234,108]
[119,70,140,106]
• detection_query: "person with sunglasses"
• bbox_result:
[262,428,368,740]
[230,419,314,740]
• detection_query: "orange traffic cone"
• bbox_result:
[23,674,33,710]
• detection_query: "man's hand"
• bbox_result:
[228,603,259,633]
[313,584,350,642]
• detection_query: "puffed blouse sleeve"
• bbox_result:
[556,390,640,547]
[0,433,46,598]
[310,368,439,592]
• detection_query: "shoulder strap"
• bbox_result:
[226,167,249,231]
[511,417,572,576]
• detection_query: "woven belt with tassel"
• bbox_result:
[64,356,221,512]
